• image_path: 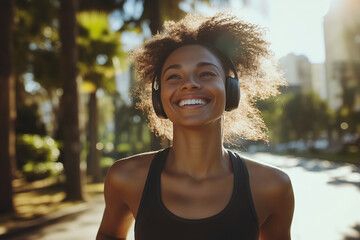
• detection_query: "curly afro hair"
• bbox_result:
[130,11,286,143]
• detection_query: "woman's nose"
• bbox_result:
[180,75,200,90]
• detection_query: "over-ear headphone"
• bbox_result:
[152,58,240,119]
[224,59,240,111]
[152,74,168,118]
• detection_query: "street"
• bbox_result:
[8,153,360,240]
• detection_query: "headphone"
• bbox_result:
[152,55,240,119]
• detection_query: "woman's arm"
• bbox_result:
[96,231,127,240]
[259,171,295,240]
[96,162,135,240]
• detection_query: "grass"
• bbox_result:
[0,177,104,235]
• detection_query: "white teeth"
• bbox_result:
[179,99,206,107]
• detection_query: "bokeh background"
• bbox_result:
[0,0,359,239]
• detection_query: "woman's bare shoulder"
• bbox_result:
[105,151,158,190]
[241,155,292,197]
[239,154,294,226]
[98,151,160,238]
[240,155,295,234]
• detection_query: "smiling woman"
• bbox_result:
[97,11,294,240]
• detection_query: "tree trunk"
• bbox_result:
[144,0,169,150]
[59,0,85,201]
[145,0,162,35]
[89,91,102,182]
[113,94,121,157]
[0,0,15,214]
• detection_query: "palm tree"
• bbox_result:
[77,11,123,182]
[59,0,85,201]
[0,0,15,213]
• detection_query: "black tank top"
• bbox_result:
[135,148,259,240]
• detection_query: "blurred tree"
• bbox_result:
[259,92,332,144]
[77,11,124,182]
[97,92,116,145]
[13,0,63,139]
[14,0,61,90]
[59,0,85,201]
[135,0,186,34]
[258,94,290,143]
[0,0,15,213]
[284,93,331,141]
[17,134,62,182]
[333,61,360,137]
[16,101,47,135]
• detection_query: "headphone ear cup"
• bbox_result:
[225,76,240,111]
[152,79,168,119]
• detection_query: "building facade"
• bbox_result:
[323,0,360,111]
[279,53,313,94]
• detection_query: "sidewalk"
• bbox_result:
[0,179,105,240]
[2,193,136,240]
[0,197,99,239]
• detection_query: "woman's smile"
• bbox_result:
[178,98,207,107]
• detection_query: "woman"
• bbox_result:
[97,12,294,240]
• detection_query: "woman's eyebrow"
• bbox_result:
[162,64,181,77]
[162,62,220,77]
[197,62,220,71]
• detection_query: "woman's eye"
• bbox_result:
[200,72,216,77]
[167,74,181,80]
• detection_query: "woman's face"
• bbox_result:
[160,44,226,127]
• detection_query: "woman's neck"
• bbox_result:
[166,119,231,180]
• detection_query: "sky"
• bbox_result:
[264,0,334,63]
[114,0,335,64]
[194,0,334,63]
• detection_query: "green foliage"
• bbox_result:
[14,0,61,91]
[22,161,64,182]
[77,11,126,92]
[16,134,63,181]
[78,12,110,40]
[258,92,332,143]
[117,143,132,153]
[100,157,115,168]
[284,92,332,140]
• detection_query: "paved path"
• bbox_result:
[244,153,360,240]
[7,195,109,240]
[8,153,360,240]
